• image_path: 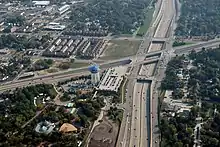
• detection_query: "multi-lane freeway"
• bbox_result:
[1,36,220,92]
[117,0,176,147]
[1,0,220,147]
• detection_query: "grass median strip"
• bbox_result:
[137,6,155,36]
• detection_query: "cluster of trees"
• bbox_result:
[200,113,220,147]
[57,75,90,86]
[0,84,59,146]
[0,34,51,50]
[162,47,220,101]
[0,83,106,146]
[188,48,220,100]
[10,105,79,146]
[161,47,220,146]
[5,14,25,26]
[160,106,198,147]
[175,0,220,37]
[161,55,185,90]
[98,90,121,103]
[74,96,105,127]
[60,92,71,102]
[172,41,187,47]
[0,55,31,81]
[69,0,151,34]
[28,59,53,71]
[63,29,108,37]
[107,107,123,123]
[58,62,72,70]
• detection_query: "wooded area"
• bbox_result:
[175,0,220,37]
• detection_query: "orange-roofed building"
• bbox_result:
[59,123,77,133]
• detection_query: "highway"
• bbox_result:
[1,36,220,91]
[0,57,160,92]
[119,0,174,146]
[2,0,220,146]
[129,82,149,147]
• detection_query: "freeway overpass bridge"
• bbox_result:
[152,37,168,43]
[2,38,220,92]
[127,75,154,81]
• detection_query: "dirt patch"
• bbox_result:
[88,116,119,147]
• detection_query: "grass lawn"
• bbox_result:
[70,62,90,68]
[100,40,141,60]
[49,86,58,99]
[46,68,59,73]
[172,41,195,47]
[137,7,155,36]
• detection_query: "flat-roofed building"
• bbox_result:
[98,66,127,92]
[58,5,70,15]
[33,1,50,6]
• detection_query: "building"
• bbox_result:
[58,5,70,15]
[44,22,66,31]
[35,120,55,135]
[18,72,35,79]
[88,65,100,85]
[59,123,77,133]
[32,1,50,7]
[98,67,127,92]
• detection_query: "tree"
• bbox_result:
[59,62,71,69]
[174,142,183,147]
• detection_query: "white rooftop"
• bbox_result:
[33,1,50,6]
[98,67,127,92]
[164,90,193,111]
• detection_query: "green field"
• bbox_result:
[100,39,141,60]
[70,62,90,68]
[172,41,195,47]
[137,7,155,36]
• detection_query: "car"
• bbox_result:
[155,141,158,143]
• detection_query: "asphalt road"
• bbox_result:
[117,0,175,146]
[2,0,220,146]
[2,36,220,92]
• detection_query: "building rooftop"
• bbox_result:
[35,120,55,135]
[59,123,77,133]
[98,67,127,92]
[33,1,50,6]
